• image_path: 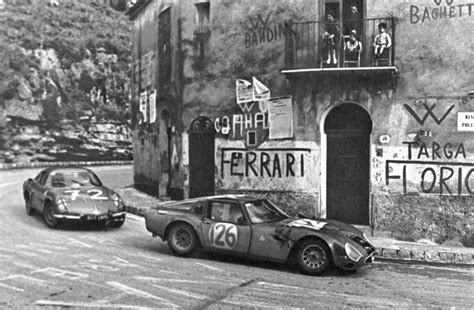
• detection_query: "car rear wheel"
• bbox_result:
[43,202,59,229]
[24,193,34,216]
[167,223,198,256]
[295,239,332,276]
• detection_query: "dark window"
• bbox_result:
[158,8,172,86]
[209,201,245,225]
[195,2,210,34]
[39,172,49,186]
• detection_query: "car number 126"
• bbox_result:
[209,223,238,249]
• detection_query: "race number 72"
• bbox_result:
[64,190,108,201]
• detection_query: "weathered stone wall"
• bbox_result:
[374,193,473,246]
[131,0,473,244]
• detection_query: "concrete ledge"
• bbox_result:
[376,248,474,266]
[0,160,133,170]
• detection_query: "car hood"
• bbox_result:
[277,217,365,239]
[51,186,117,214]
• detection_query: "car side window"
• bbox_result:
[193,202,205,216]
[34,172,43,182]
[209,201,246,225]
[38,172,49,186]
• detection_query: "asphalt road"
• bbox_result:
[1,166,473,308]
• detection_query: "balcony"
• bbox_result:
[282,17,397,83]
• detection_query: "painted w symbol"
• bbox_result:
[403,102,455,125]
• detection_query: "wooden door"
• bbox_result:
[325,103,371,225]
[188,116,215,198]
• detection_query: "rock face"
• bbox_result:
[0,115,132,163]
[0,1,132,164]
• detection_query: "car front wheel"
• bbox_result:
[167,223,198,256]
[295,239,332,276]
[43,202,59,229]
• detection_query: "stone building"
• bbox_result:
[127,0,473,244]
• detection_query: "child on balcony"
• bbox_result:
[344,29,362,63]
[323,13,340,65]
[373,22,391,58]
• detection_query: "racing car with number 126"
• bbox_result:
[144,195,376,276]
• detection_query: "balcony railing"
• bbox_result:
[284,17,396,69]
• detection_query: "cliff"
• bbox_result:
[0,1,132,163]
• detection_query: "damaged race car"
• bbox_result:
[144,195,376,276]
[23,167,126,229]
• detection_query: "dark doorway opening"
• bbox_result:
[324,103,372,225]
[188,116,215,198]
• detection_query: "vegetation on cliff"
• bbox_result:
[0,1,133,163]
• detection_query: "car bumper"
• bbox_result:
[143,209,165,239]
[53,212,126,222]
[334,251,376,270]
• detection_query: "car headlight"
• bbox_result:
[111,193,125,211]
[363,233,373,244]
[345,242,363,262]
[56,197,68,213]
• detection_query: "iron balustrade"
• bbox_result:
[284,17,396,69]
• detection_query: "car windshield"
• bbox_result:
[48,170,102,188]
[244,199,288,224]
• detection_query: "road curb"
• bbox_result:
[123,203,474,267]
[0,160,133,170]
[375,248,474,266]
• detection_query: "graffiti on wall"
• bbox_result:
[386,141,473,195]
[244,11,287,48]
[386,96,473,195]
[220,147,310,179]
[403,99,455,125]
[410,0,474,24]
[214,103,268,148]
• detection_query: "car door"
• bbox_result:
[248,222,291,261]
[200,200,252,255]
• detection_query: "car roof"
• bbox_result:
[41,166,94,174]
[183,194,262,204]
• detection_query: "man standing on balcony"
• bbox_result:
[344,4,362,36]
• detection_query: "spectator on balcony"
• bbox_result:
[344,4,362,36]
[373,22,391,58]
[344,29,362,63]
[322,13,340,65]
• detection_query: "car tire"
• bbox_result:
[24,193,34,216]
[109,218,125,228]
[167,223,199,256]
[43,202,59,229]
[295,239,332,276]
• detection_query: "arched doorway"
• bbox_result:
[324,103,372,225]
[188,116,215,198]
